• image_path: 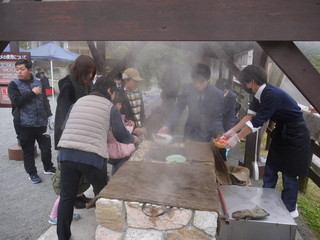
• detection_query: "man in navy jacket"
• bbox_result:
[224,65,310,218]
[158,63,225,142]
[8,59,55,184]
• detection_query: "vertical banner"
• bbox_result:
[0,52,31,107]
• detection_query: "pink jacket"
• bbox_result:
[107,116,135,159]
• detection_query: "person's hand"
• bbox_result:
[32,86,42,95]
[225,134,240,149]
[223,128,236,139]
[158,126,169,134]
[126,120,134,127]
[133,127,142,136]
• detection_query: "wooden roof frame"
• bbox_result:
[0,0,320,41]
[0,0,320,112]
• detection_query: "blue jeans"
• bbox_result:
[263,164,298,212]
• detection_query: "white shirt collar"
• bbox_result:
[254,84,266,103]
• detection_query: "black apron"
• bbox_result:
[267,118,311,177]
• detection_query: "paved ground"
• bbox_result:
[0,96,317,240]
[0,97,98,240]
[0,98,58,240]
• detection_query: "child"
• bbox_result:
[48,167,90,224]
[107,94,136,175]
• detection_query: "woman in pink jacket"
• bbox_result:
[107,94,136,175]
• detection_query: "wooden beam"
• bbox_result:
[87,41,106,75]
[258,41,320,113]
[96,41,106,76]
[9,41,19,52]
[0,41,9,53]
[253,45,268,68]
[1,0,320,41]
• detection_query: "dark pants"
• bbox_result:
[17,125,53,175]
[263,164,298,212]
[57,161,108,240]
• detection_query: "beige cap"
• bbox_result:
[122,68,143,81]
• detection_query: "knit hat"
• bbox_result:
[122,68,143,81]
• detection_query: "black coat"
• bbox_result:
[222,90,238,132]
[54,75,90,149]
[41,76,51,90]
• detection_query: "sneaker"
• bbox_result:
[74,199,86,209]
[48,216,57,225]
[29,174,41,184]
[48,213,81,225]
[74,194,92,209]
[44,167,56,175]
[290,208,299,218]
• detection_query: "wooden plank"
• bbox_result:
[311,139,320,158]
[1,0,320,41]
[309,168,320,188]
[258,41,320,113]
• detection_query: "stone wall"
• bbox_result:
[95,198,218,240]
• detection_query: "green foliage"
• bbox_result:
[277,174,320,238]
[296,42,320,72]
[307,54,320,72]
[297,180,320,239]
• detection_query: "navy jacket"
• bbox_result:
[8,75,52,127]
[249,84,310,176]
[249,84,302,128]
[165,82,224,142]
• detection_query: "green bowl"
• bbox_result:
[165,155,187,163]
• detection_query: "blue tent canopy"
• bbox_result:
[23,43,79,61]
[4,42,79,61]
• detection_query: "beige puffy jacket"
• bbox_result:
[58,94,113,159]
